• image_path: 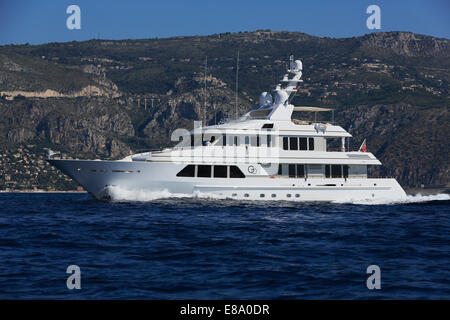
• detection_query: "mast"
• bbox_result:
[204,56,207,125]
[235,51,239,120]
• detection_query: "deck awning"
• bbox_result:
[293,106,334,112]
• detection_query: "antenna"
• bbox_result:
[204,56,207,125]
[235,51,239,120]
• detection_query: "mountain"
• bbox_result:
[0,30,448,191]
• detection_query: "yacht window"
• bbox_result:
[289,137,298,150]
[325,165,331,178]
[308,138,315,150]
[197,165,212,178]
[245,136,250,145]
[260,194,265,198]
[299,138,308,150]
[296,164,305,178]
[190,134,194,147]
[176,165,195,177]
[267,134,271,147]
[230,166,245,178]
[262,123,274,129]
[283,137,289,150]
[234,136,238,146]
[278,164,282,175]
[222,135,227,147]
[271,194,276,198]
[331,165,342,178]
[287,194,292,198]
[228,136,235,146]
[250,135,260,147]
[282,164,289,175]
[213,165,227,178]
[288,164,296,178]
[343,165,349,178]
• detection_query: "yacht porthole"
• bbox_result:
[260,194,265,198]
[244,193,249,197]
[271,194,276,198]
[295,194,300,198]
[232,193,237,197]
[287,194,292,198]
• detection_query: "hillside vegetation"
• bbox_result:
[0,30,448,190]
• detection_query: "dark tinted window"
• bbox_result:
[289,137,298,150]
[214,165,227,178]
[197,165,212,178]
[230,166,245,178]
[288,164,296,178]
[283,137,289,150]
[331,165,342,178]
[296,164,305,178]
[222,135,227,147]
[343,165,349,178]
[278,164,282,175]
[262,123,274,129]
[308,138,314,150]
[176,165,195,177]
[256,135,260,147]
[190,135,194,147]
[299,138,308,150]
[267,134,271,147]
[325,165,330,178]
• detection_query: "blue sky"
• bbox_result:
[0,0,449,45]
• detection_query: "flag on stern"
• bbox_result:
[359,139,367,152]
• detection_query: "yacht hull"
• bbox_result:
[48,159,407,202]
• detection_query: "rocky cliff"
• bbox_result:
[0,30,448,190]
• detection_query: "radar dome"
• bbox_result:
[293,60,303,72]
[259,92,273,106]
[274,90,289,105]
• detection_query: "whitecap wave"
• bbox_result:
[106,186,229,202]
[332,193,450,205]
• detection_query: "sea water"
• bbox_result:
[0,192,448,299]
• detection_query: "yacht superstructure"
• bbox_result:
[48,57,407,201]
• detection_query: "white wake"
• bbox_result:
[332,193,450,205]
[106,186,228,202]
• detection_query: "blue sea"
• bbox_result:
[0,192,449,299]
